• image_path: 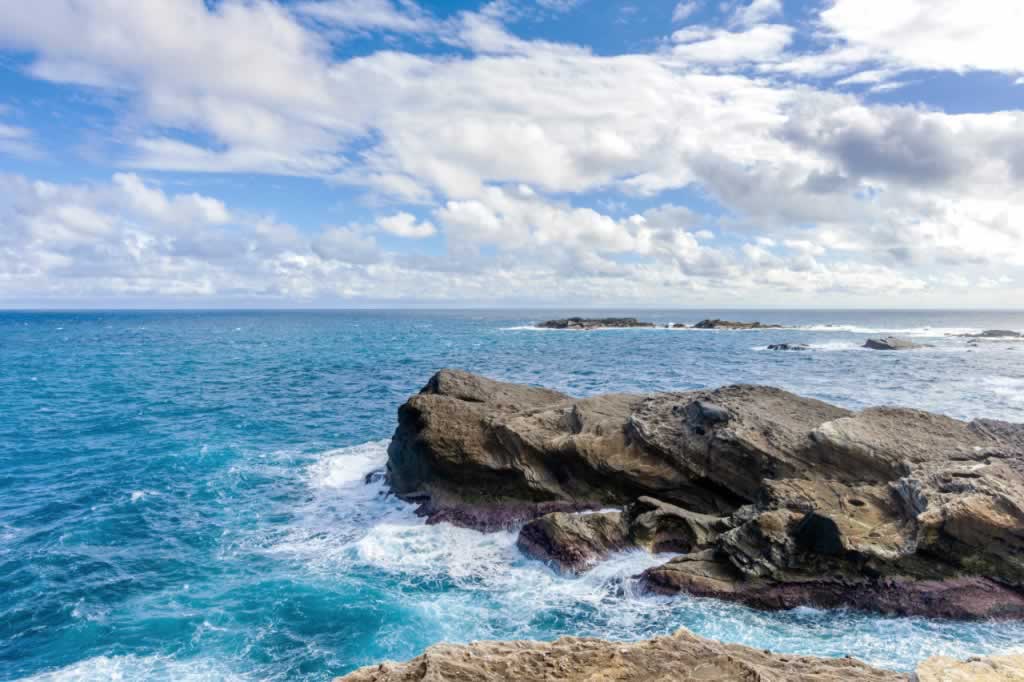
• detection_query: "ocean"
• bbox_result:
[2,309,1024,680]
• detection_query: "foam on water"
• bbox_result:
[256,441,1024,673]
[18,655,243,682]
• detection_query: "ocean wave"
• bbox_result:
[983,376,1024,405]
[798,325,986,337]
[16,654,244,682]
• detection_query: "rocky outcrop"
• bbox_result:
[337,627,1024,681]
[768,343,811,351]
[693,319,783,329]
[386,370,1024,618]
[864,337,928,350]
[337,628,906,681]
[536,317,655,330]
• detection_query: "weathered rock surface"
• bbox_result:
[516,510,630,573]
[536,317,655,330]
[517,497,731,573]
[864,337,929,350]
[916,653,1024,681]
[694,318,783,329]
[338,627,1024,681]
[386,370,1024,618]
[337,628,907,681]
[768,343,811,351]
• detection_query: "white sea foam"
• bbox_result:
[983,376,1024,405]
[265,440,1024,673]
[799,324,985,337]
[307,439,390,489]
[17,655,244,682]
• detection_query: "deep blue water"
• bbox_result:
[3,309,1024,680]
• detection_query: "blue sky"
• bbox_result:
[0,0,1022,307]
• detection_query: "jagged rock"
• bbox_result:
[767,343,811,351]
[693,319,783,329]
[536,317,655,330]
[387,370,1024,617]
[863,337,928,350]
[516,497,731,573]
[516,511,630,573]
[336,628,907,681]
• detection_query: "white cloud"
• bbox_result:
[377,212,437,238]
[731,0,782,27]
[672,2,699,23]
[822,0,1024,75]
[671,24,794,64]
[297,0,435,34]
[0,1,1022,306]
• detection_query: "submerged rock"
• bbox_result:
[767,343,811,351]
[386,370,1024,618]
[535,317,655,330]
[337,626,1023,681]
[693,318,783,329]
[863,337,928,350]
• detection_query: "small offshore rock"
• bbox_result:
[863,337,928,350]
[767,343,811,351]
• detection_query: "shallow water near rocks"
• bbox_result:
[3,309,1024,680]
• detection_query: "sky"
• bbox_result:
[0,0,1022,308]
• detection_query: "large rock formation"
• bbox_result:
[337,627,1023,681]
[386,370,1024,619]
[693,319,782,329]
[535,317,655,330]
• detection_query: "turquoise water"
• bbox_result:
[3,309,1024,680]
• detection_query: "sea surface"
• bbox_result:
[3,309,1024,680]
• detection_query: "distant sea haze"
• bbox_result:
[3,309,1024,680]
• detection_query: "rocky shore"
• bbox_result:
[385,370,1024,620]
[337,628,1024,681]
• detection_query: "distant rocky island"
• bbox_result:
[692,318,782,329]
[535,317,655,329]
[345,368,1024,679]
[535,317,784,330]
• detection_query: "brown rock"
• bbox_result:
[336,628,907,682]
[387,371,1024,617]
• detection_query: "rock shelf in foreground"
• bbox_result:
[336,627,1024,681]
[386,370,1024,620]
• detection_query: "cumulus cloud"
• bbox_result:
[377,212,437,238]
[0,0,1022,306]
[821,0,1024,76]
